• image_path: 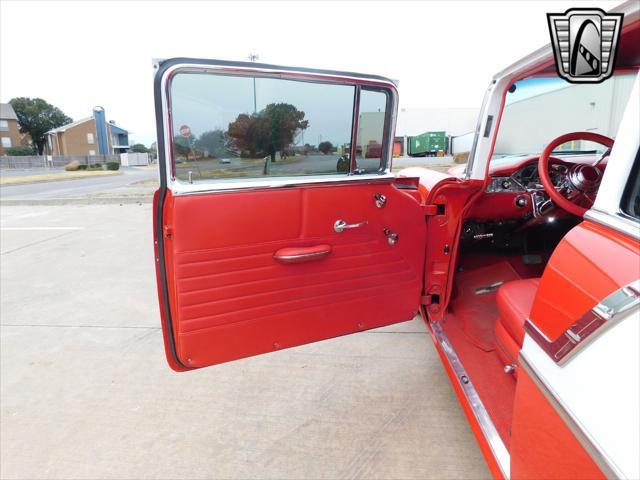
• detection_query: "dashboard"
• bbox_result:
[466,155,602,222]
[486,162,568,193]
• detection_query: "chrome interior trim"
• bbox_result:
[159,62,399,194]
[585,208,640,241]
[525,280,640,365]
[518,354,620,479]
[431,321,511,479]
[170,173,395,196]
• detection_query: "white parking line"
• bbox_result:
[0,227,84,231]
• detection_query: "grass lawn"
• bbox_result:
[0,170,122,186]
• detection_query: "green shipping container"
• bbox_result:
[409,131,447,156]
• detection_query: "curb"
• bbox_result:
[0,196,153,206]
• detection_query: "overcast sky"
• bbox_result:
[0,0,620,146]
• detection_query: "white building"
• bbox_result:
[495,75,635,155]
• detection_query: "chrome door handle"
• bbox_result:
[334,219,368,233]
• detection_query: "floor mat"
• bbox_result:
[450,261,521,351]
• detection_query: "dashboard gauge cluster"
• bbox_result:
[485,176,526,193]
[487,162,568,193]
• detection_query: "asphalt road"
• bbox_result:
[0,166,158,200]
[0,203,490,479]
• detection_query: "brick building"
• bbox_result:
[0,103,31,155]
[46,106,129,156]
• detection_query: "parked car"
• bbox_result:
[152,3,639,478]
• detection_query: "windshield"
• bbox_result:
[492,73,636,160]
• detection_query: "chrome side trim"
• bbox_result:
[585,208,640,241]
[525,280,640,365]
[518,354,620,479]
[169,172,397,195]
[431,322,511,479]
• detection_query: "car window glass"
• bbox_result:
[355,89,388,173]
[169,73,355,182]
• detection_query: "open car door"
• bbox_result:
[153,58,427,371]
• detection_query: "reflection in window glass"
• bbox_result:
[356,89,388,173]
[169,73,355,181]
[493,74,635,161]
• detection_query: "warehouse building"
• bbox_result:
[395,108,479,156]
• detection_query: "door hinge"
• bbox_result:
[163,225,173,238]
[423,204,445,216]
[423,205,438,216]
[421,294,441,306]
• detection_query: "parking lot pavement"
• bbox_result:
[0,204,490,479]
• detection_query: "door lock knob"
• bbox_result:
[383,228,399,245]
[374,193,387,208]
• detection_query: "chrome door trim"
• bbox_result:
[431,321,511,479]
[518,354,620,479]
[168,173,397,196]
[524,280,640,365]
[585,209,640,241]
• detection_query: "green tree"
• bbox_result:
[9,98,72,154]
[173,135,195,161]
[196,129,227,158]
[318,141,334,155]
[130,143,149,153]
[227,103,308,161]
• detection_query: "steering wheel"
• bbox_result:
[538,132,614,217]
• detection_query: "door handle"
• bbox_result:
[334,219,368,233]
[273,245,332,264]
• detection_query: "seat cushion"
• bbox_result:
[496,278,540,348]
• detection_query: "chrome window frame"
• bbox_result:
[156,60,399,195]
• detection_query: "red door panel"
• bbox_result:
[159,181,426,369]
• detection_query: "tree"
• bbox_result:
[173,134,195,161]
[149,142,158,159]
[130,143,149,153]
[196,129,227,158]
[227,103,308,161]
[9,98,72,155]
[318,141,334,155]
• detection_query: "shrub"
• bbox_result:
[6,146,35,156]
[88,163,103,170]
[64,160,81,171]
[78,164,88,170]
[106,161,120,171]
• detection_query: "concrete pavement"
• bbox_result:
[0,166,158,201]
[0,204,490,479]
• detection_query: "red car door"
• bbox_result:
[153,59,427,371]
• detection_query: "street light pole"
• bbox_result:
[248,53,259,114]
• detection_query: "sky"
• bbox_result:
[0,0,620,147]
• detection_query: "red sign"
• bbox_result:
[179,125,191,137]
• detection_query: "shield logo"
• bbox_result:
[547,8,623,84]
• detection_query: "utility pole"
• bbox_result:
[248,53,259,114]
